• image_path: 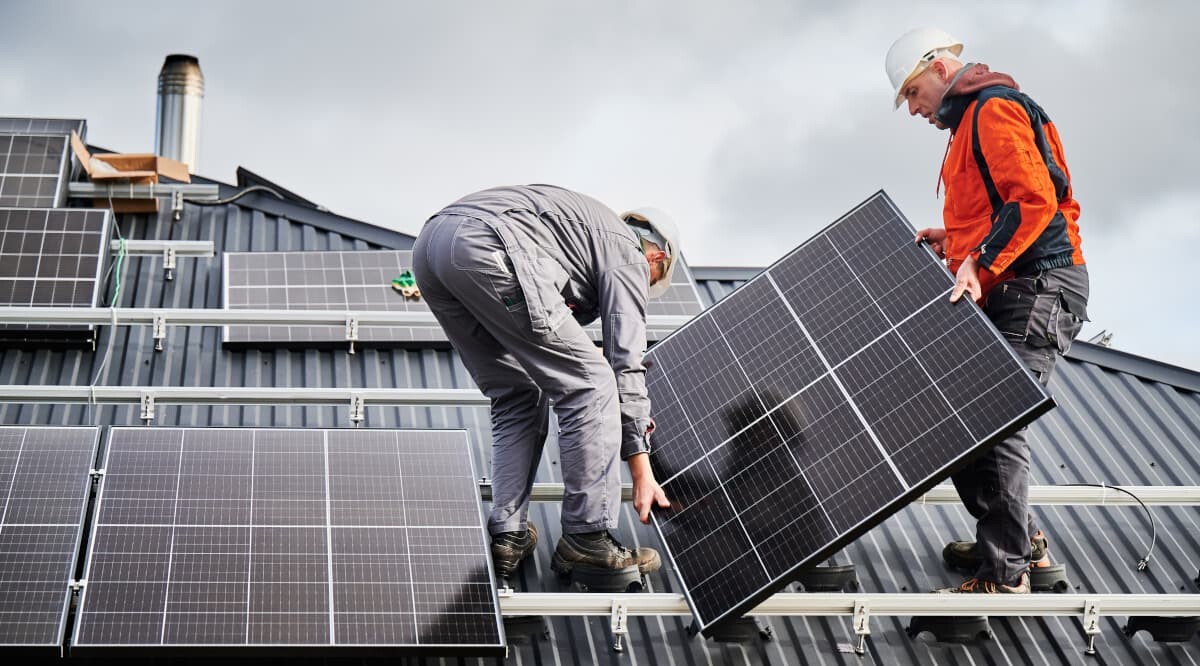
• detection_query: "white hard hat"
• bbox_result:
[885,27,963,109]
[621,207,680,299]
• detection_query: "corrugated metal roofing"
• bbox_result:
[0,199,1197,664]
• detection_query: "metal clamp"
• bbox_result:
[1083,600,1102,656]
[345,316,359,355]
[162,247,178,282]
[171,189,185,221]
[70,579,86,592]
[349,394,365,425]
[610,601,629,652]
[140,393,156,424]
[89,468,105,480]
[153,315,167,352]
[853,599,871,655]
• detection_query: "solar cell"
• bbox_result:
[72,428,504,656]
[0,426,100,652]
[645,191,1053,633]
[223,249,704,347]
[0,134,71,208]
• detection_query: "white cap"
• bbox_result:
[885,27,963,109]
[621,207,680,299]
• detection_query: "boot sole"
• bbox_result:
[552,551,661,576]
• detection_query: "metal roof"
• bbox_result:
[1,196,1197,664]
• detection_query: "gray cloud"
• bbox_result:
[1,0,1195,369]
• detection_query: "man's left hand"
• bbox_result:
[951,256,982,303]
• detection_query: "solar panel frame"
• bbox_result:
[645,191,1054,635]
[222,249,705,348]
[71,428,505,657]
[0,426,100,655]
[0,133,72,208]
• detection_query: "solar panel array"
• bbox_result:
[645,191,1052,634]
[0,426,100,652]
[73,428,504,656]
[0,133,71,208]
[223,249,704,347]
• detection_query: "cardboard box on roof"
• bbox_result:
[70,130,190,213]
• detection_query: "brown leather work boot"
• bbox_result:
[491,523,537,580]
[551,530,661,576]
[942,530,1051,572]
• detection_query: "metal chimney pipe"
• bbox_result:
[155,54,204,173]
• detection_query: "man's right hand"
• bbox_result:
[915,227,947,259]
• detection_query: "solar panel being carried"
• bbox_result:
[72,428,504,657]
[223,249,704,347]
[645,191,1053,635]
[0,426,100,653]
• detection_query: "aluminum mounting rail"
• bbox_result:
[498,591,1200,617]
[0,307,694,329]
[109,239,215,257]
[68,182,220,200]
[480,482,1200,506]
[0,385,487,406]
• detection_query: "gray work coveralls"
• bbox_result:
[411,185,653,536]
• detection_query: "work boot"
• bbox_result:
[942,530,1051,572]
[934,571,1031,594]
[491,524,538,580]
[551,531,661,576]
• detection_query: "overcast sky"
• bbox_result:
[2,0,1196,370]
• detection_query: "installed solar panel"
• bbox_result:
[646,191,1053,634]
[0,134,71,208]
[72,428,504,657]
[0,118,86,137]
[223,249,704,347]
[0,426,100,652]
[0,208,110,346]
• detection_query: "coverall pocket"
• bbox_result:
[984,277,1038,342]
[1021,287,1086,354]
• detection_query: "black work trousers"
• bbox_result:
[951,263,1090,585]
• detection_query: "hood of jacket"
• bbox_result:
[935,63,1019,131]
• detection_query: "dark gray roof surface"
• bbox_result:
[1,198,1197,664]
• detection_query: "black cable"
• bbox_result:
[1065,483,1157,572]
[185,184,285,206]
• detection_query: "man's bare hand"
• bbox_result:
[915,227,947,259]
[628,452,670,524]
[950,255,982,303]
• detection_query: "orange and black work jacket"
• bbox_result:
[935,63,1085,297]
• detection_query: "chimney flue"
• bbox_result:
[155,54,204,173]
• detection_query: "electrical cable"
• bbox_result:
[86,195,126,426]
[185,184,285,206]
[1065,482,1157,571]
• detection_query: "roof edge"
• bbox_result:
[188,174,416,250]
[1066,341,1200,393]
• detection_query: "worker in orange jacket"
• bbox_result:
[886,28,1091,593]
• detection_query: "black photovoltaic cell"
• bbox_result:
[0,134,71,208]
[72,428,503,656]
[0,426,100,651]
[222,249,704,347]
[646,191,1052,633]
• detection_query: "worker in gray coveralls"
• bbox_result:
[412,184,679,584]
